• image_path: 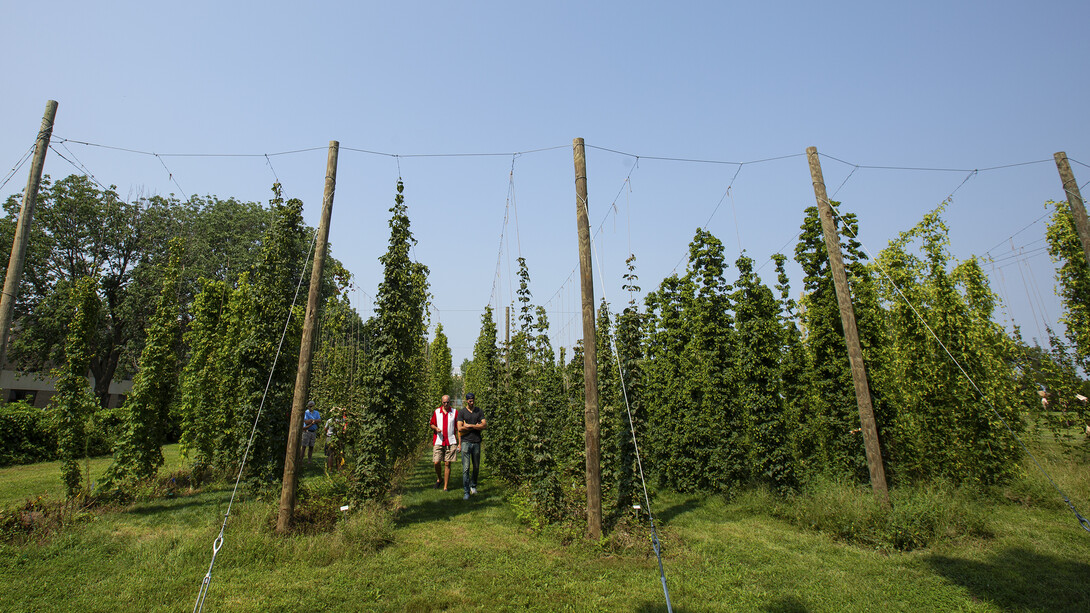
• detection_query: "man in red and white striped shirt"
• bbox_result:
[429,395,459,491]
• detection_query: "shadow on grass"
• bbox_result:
[127,496,216,517]
[760,595,811,612]
[654,497,702,525]
[926,547,1090,613]
[395,492,501,526]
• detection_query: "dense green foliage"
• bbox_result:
[175,278,229,466]
[52,277,101,498]
[172,184,314,487]
[425,324,453,404]
[3,170,1078,540]
[874,209,1023,485]
[309,294,367,414]
[793,206,889,483]
[348,180,430,502]
[0,175,273,407]
[734,254,796,490]
[0,402,56,466]
[463,307,501,412]
[101,239,185,488]
[0,403,121,469]
[609,256,646,517]
[644,229,743,493]
[1046,199,1090,370]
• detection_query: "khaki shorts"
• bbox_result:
[433,445,457,463]
[302,430,317,448]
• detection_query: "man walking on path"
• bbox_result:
[301,400,321,462]
[430,395,459,491]
[457,392,486,500]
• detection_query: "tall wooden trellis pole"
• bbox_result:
[806,146,890,508]
[0,100,58,370]
[573,137,602,539]
[278,140,339,533]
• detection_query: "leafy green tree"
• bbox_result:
[596,297,640,520]
[774,254,811,487]
[310,294,367,415]
[1,176,275,408]
[610,255,646,518]
[52,277,101,498]
[230,185,310,485]
[491,258,535,483]
[4,175,152,406]
[563,340,587,478]
[528,305,565,518]
[643,274,689,490]
[174,184,312,483]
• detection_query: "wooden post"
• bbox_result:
[806,146,890,508]
[277,140,339,533]
[1054,152,1090,265]
[0,101,58,371]
[573,137,602,539]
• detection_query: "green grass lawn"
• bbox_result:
[1,444,1089,612]
[0,444,187,508]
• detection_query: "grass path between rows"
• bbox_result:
[2,445,1089,611]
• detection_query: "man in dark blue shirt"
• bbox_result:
[457,393,487,500]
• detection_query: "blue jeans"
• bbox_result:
[461,441,481,494]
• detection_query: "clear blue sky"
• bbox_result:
[2,1,1088,373]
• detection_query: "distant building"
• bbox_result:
[1,369,131,409]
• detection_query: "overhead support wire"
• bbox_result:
[48,145,107,192]
[54,137,328,158]
[989,246,1050,267]
[340,144,569,159]
[818,153,1053,174]
[586,144,803,167]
